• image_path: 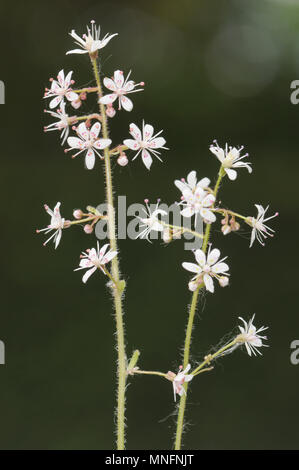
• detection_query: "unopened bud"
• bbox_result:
[188,280,199,292]
[73,209,83,219]
[117,153,128,166]
[165,371,176,382]
[71,99,82,109]
[162,228,172,243]
[219,276,229,287]
[84,224,93,234]
[63,220,71,228]
[221,224,231,235]
[230,220,240,231]
[106,104,116,118]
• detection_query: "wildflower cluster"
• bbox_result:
[37,20,278,450]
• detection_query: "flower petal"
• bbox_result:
[82,266,97,284]
[207,248,220,265]
[77,122,89,140]
[129,123,142,140]
[67,136,84,149]
[114,70,124,88]
[182,262,201,274]
[149,137,166,149]
[123,138,140,150]
[212,262,229,274]
[225,168,237,180]
[100,93,117,105]
[121,95,133,112]
[143,123,154,140]
[103,77,117,91]
[85,149,95,169]
[49,96,62,109]
[203,274,214,293]
[93,138,111,149]
[90,122,101,139]
[195,249,206,267]
[141,149,153,170]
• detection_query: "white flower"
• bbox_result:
[175,170,216,223]
[123,121,168,170]
[172,364,193,401]
[100,70,144,112]
[66,20,118,55]
[36,202,65,249]
[44,69,78,109]
[136,199,167,242]
[236,314,268,356]
[74,242,117,284]
[44,102,70,145]
[246,204,278,248]
[209,140,252,180]
[182,246,229,293]
[175,170,210,195]
[66,122,111,169]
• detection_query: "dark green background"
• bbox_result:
[0,0,298,449]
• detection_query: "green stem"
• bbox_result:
[91,57,127,450]
[174,165,224,450]
[133,370,167,378]
[191,339,237,376]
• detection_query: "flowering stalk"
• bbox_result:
[174,166,224,450]
[90,57,127,450]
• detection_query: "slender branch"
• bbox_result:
[91,57,127,450]
[72,86,99,94]
[132,370,167,378]
[191,339,237,376]
[174,165,225,450]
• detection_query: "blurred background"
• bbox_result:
[0,0,298,450]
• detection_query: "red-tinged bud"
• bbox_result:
[73,209,83,219]
[84,224,93,234]
[71,99,82,110]
[106,104,116,118]
[117,154,128,167]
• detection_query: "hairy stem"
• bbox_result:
[91,57,127,450]
[174,166,224,450]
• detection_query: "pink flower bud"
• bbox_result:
[106,104,116,118]
[73,209,83,220]
[117,154,128,167]
[84,224,93,234]
[188,280,198,292]
[71,99,82,109]
[221,224,231,235]
[219,276,229,288]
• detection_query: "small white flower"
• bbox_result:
[123,121,168,170]
[100,70,144,112]
[209,140,252,180]
[175,170,210,195]
[74,242,117,284]
[236,314,268,356]
[44,69,78,109]
[136,199,167,242]
[44,102,70,145]
[246,204,278,247]
[36,202,65,249]
[182,246,229,293]
[66,20,118,55]
[172,364,193,401]
[175,171,216,223]
[66,122,111,169]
